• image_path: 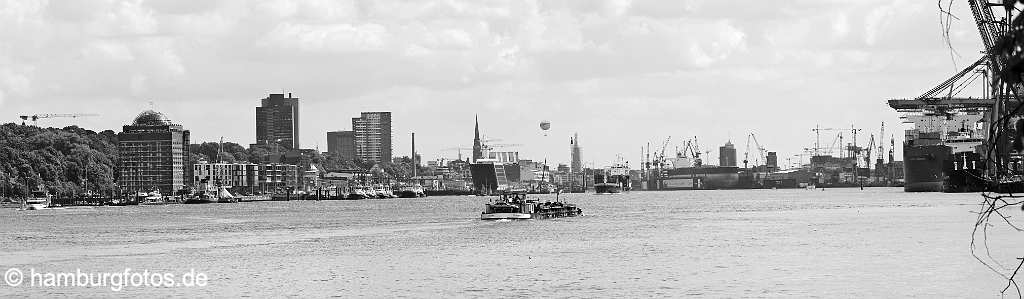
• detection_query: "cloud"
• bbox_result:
[0,0,992,165]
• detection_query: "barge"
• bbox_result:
[481,190,583,220]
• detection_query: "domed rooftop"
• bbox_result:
[132,110,172,126]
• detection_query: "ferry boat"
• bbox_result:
[481,190,583,220]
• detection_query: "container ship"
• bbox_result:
[594,162,631,194]
[902,113,986,192]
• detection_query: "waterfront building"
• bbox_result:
[193,162,298,193]
[259,163,299,192]
[326,130,355,160]
[352,112,392,163]
[256,93,300,150]
[118,110,191,195]
[193,162,260,188]
[719,141,737,167]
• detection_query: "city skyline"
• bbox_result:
[0,1,988,167]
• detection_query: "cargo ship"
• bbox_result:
[902,113,986,192]
[656,149,741,189]
[594,162,631,194]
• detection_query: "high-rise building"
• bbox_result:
[472,115,483,163]
[326,131,355,160]
[352,112,392,163]
[256,93,300,150]
[570,133,582,173]
[719,141,737,167]
[118,110,191,195]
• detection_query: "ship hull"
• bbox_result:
[594,184,621,194]
[944,152,987,192]
[903,144,948,192]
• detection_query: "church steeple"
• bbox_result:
[472,115,482,163]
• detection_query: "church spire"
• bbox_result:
[472,115,482,163]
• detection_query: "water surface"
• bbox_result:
[0,188,1018,297]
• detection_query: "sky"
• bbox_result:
[0,0,989,168]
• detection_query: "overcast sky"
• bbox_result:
[0,0,988,168]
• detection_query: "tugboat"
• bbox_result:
[481,189,583,220]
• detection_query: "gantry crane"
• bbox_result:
[19,113,98,126]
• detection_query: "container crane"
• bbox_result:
[19,113,98,126]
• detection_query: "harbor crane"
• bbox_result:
[743,133,768,170]
[19,113,98,126]
[811,125,845,156]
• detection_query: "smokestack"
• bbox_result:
[411,132,416,178]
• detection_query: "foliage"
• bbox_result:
[189,141,258,164]
[0,123,118,197]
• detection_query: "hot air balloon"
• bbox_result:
[540,120,551,136]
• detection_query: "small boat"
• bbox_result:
[397,185,418,198]
[139,189,168,205]
[481,190,583,220]
[23,189,52,210]
[217,186,239,203]
[347,187,368,200]
[397,184,427,198]
[373,184,394,199]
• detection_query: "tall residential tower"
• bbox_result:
[352,112,392,163]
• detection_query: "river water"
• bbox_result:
[0,187,1021,297]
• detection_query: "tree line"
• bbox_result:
[0,123,426,198]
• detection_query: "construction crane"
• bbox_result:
[485,143,522,148]
[441,147,473,161]
[19,113,98,126]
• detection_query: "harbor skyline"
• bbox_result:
[0,1,986,167]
